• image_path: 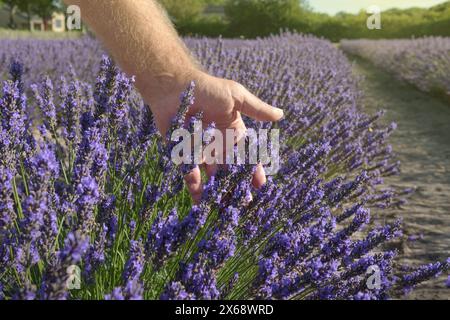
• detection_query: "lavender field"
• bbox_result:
[0,33,448,300]
[341,37,450,102]
[349,56,450,299]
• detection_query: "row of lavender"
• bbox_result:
[0,33,448,300]
[340,37,450,100]
[0,37,102,85]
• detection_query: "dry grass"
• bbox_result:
[0,28,83,40]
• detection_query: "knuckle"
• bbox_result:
[229,81,246,105]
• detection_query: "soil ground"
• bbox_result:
[348,56,450,300]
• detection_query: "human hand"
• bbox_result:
[139,70,284,203]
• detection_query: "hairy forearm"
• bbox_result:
[64,0,199,105]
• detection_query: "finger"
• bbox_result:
[233,125,247,144]
[216,121,247,165]
[240,89,284,122]
[184,166,203,204]
[251,164,267,189]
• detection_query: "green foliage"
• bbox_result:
[224,0,309,38]
[170,0,450,41]
[159,0,207,23]
[177,15,229,38]
[2,0,23,29]
[204,0,226,4]
[1,0,59,30]
[30,0,59,20]
[311,3,450,41]
[3,0,450,40]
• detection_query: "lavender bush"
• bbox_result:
[340,37,450,100]
[0,33,448,300]
[0,37,102,86]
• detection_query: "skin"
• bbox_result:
[64,0,284,203]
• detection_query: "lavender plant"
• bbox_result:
[340,37,450,100]
[0,33,448,300]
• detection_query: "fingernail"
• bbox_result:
[275,108,284,119]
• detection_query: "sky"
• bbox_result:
[308,0,448,15]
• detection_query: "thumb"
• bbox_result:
[239,88,284,122]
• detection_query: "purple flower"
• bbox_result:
[105,288,124,300]
[146,209,183,268]
[166,81,195,143]
[60,77,82,144]
[0,34,446,301]
[84,224,108,280]
[162,256,219,300]
[0,166,15,230]
[31,77,57,131]
[123,240,145,282]
[38,232,89,300]
[105,280,144,300]
[401,259,449,293]
[1,80,27,166]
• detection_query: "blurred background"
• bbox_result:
[0,0,449,40]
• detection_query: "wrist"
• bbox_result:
[135,67,203,106]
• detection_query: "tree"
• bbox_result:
[17,0,34,30]
[225,0,308,38]
[204,0,226,4]
[2,0,21,29]
[159,0,206,23]
[30,0,58,30]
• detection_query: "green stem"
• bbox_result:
[12,177,24,220]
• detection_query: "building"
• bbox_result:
[0,6,65,32]
[29,12,66,32]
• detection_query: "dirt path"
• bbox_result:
[348,56,450,299]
